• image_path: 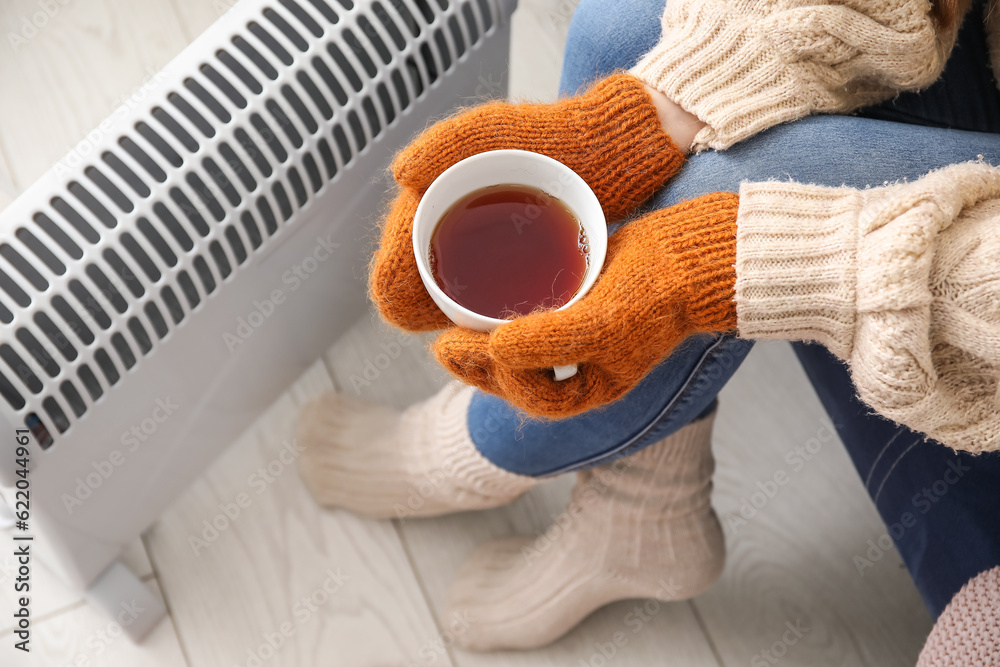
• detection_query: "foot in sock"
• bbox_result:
[440,410,725,650]
[295,381,538,519]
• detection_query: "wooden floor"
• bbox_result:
[0,0,933,665]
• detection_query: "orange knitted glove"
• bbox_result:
[370,73,685,332]
[431,193,740,418]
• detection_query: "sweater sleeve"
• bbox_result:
[735,162,1000,453]
[630,0,959,151]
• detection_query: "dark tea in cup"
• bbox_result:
[429,184,589,320]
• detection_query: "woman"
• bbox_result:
[298,0,1000,661]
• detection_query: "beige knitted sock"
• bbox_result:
[441,409,725,651]
[917,566,1000,666]
[295,381,538,519]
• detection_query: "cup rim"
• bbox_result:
[411,149,607,330]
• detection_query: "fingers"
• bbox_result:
[490,365,627,418]
[369,187,451,332]
[432,328,501,393]
[488,303,611,369]
[433,327,634,419]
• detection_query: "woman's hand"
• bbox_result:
[643,84,706,153]
[370,73,688,332]
[431,193,741,418]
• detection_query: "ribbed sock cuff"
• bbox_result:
[430,382,541,496]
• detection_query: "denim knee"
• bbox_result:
[559,0,666,96]
[650,116,1000,210]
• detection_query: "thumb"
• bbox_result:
[489,303,609,369]
[432,328,501,393]
[369,187,451,331]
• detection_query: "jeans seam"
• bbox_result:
[536,335,733,477]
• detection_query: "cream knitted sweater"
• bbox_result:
[629,1,1000,453]
[737,163,1000,453]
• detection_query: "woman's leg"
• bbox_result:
[447,0,1000,650]
[793,343,1000,619]
[558,0,667,96]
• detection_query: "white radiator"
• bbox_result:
[0,0,514,639]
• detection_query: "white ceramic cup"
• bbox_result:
[412,149,608,382]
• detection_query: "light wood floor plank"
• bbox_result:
[0,144,16,211]
[144,359,454,667]
[324,313,723,666]
[168,0,231,44]
[698,342,932,667]
[0,0,189,189]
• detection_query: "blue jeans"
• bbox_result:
[467,0,1000,618]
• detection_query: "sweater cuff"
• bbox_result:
[735,182,867,359]
[629,2,807,151]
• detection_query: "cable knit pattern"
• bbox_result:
[917,566,1000,666]
[630,0,959,151]
[736,162,1000,453]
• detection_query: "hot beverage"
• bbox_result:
[430,184,589,320]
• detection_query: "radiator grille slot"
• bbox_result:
[281,0,326,36]
[102,152,152,198]
[0,372,25,410]
[34,312,78,361]
[0,268,30,308]
[1,244,48,291]
[119,136,168,182]
[60,380,87,418]
[249,21,294,66]
[0,0,500,449]
[42,397,70,434]
[168,93,216,139]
